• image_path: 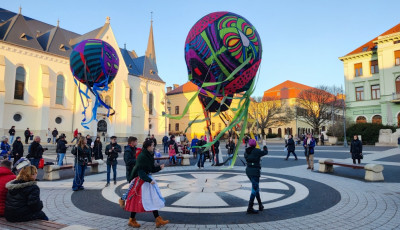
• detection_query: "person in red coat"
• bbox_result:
[0,160,16,216]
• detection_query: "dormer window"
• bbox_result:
[362,47,368,52]
[20,33,27,41]
[59,44,66,51]
[149,69,156,75]
[129,64,132,69]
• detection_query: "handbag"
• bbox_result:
[38,158,44,169]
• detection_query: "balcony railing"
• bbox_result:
[392,92,400,101]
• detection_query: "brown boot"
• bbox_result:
[128,218,140,228]
[119,198,125,209]
[155,216,169,228]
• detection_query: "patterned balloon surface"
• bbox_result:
[70,39,119,87]
[185,12,262,95]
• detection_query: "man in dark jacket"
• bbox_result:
[26,136,47,169]
[8,126,15,145]
[211,137,220,166]
[24,128,30,144]
[350,135,363,164]
[105,136,121,187]
[244,139,268,214]
[51,128,58,144]
[196,136,208,169]
[11,137,24,165]
[303,133,316,170]
[285,135,298,160]
[124,136,138,182]
[56,135,68,166]
[151,134,157,147]
[162,135,169,154]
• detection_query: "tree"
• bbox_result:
[248,96,294,138]
[295,85,343,134]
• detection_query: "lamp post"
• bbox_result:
[148,117,151,136]
[342,85,348,148]
[161,95,171,136]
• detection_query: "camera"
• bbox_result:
[43,148,48,151]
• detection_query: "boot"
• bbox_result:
[119,198,125,209]
[155,216,169,228]
[128,218,140,228]
[246,201,259,214]
[256,194,264,211]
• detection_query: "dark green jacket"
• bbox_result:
[71,145,91,166]
[124,145,136,182]
[244,146,268,177]
[129,148,161,183]
[105,143,121,165]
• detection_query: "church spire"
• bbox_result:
[145,12,156,66]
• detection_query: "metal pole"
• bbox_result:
[342,85,348,148]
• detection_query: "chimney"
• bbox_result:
[167,86,172,93]
[173,84,179,90]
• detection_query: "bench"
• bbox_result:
[0,217,67,230]
[43,160,104,181]
[154,154,191,166]
[318,158,384,181]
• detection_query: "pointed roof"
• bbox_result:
[120,48,142,76]
[145,21,157,72]
[69,24,108,47]
[37,26,72,56]
[344,22,400,57]
[166,81,199,95]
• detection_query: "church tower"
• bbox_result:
[145,15,157,71]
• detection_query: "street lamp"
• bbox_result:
[161,96,171,136]
[148,117,151,136]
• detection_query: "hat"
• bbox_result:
[1,136,8,142]
[16,136,21,140]
[249,139,257,147]
[110,136,117,139]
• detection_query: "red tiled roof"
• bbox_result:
[263,80,314,100]
[345,22,400,56]
[166,81,199,95]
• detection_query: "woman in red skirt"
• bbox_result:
[125,139,169,228]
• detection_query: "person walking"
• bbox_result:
[8,126,15,145]
[51,128,58,144]
[71,129,79,143]
[105,136,121,187]
[4,165,48,222]
[24,128,30,144]
[320,133,325,146]
[244,139,268,214]
[350,135,363,164]
[285,135,298,160]
[46,128,51,144]
[26,136,46,169]
[303,133,316,170]
[162,135,169,154]
[93,137,103,160]
[1,137,11,160]
[56,135,68,166]
[11,137,24,165]
[124,139,169,228]
[150,134,157,148]
[196,136,208,169]
[211,137,220,166]
[124,136,138,182]
[226,137,236,166]
[71,137,91,191]
[0,160,16,217]
[191,135,199,158]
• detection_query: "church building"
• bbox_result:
[0,7,166,142]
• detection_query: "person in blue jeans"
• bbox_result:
[56,134,68,166]
[105,136,122,187]
[162,135,169,154]
[71,137,91,191]
[196,136,207,169]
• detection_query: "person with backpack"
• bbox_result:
[56,135,68,166]
[105,136,121,187]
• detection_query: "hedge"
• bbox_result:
[346,123,396,145]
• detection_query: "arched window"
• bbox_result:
[278,128,282,137]
[14,66,25,100]
[149,92,154,115]
[105,95,111,107]
[356,116,367,124]
[56,75,64,105]
[372,115,382,124]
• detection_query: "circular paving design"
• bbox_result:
[72,170,341,224]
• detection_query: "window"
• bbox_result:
[355,87,364,101]
[175,106,179,115]
[356,116,367,124]
[212,123,215,131]
[370,60,379,74]
[175,123,179,131]
[395,40,400,44]
[354,63,363,77]
[371,85,380,100]
[105,95,111,106]
[372,115,382,124]
[395,50,400,66]
[56,75,64,105]
[149,92,154,115]
[55,117,62,124]
[14,67,25,100]
[362,46,368,52]
[13,114,22,122]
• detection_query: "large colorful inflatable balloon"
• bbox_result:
[70,39,119,129]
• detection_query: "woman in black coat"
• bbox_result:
[350,135,363,164]
[93,137,103,160]
[285,135,298,160]
[5,165,48,222]
[11,137,24,165]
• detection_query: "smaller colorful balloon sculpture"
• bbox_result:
[70,39,119,129]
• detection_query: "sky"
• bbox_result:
[1,0,400,97]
